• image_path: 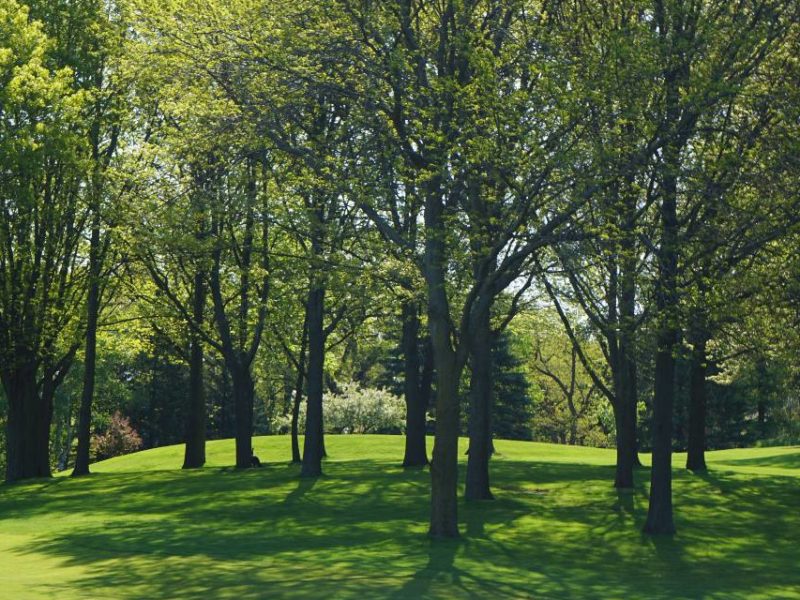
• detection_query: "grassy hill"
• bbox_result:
[1,436,798,599]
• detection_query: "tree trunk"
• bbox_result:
[402,301,428,467]
[183,269,207,469]
[301,285,325,477]
[613,400,634,488]
[428,351,462,538]
[72,211,102,477]
[424,176,464,539]
[465,306,493,500]
[3,362,52,482]
[291,316,308,464]
[686,333,708,471]
[613,349,637,488]
[232,365,255,469]
[643,129,680,535]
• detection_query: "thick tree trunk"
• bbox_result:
[4,363,52,482]
[613,351,638,488]
[428,352,462,538]
[465,306,493,500]
[301,285,325,477]
[614,401,634,489]
[402,301,428,467]
[686,334,708,471]
[183,269,207,469]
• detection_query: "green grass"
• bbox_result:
[1,436,798,599]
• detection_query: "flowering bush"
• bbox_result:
[324,383,405,434]
[91,411,143,460]
[274,383,405,434]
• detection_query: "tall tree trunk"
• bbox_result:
[301,285,325,477]
[644,132,680,536]
[686,331,708,471]
[183,269,207,469]
[73,213,102,477]
[425,185,464,538]
[465,305,493,500]
[620,192,641,473]
[402,301,428,467]
[291,316,308,464]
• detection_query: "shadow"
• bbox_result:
[612,488,635,518]
[284,475,317,506]
[711,450,800,470]
[391,539,460,599]
[1,443,798,599]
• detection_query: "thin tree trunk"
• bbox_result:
[291,316,309,464]
[183,269,207,469]
[402,301,428,467]
[644,132,680,536]
[686,333,708,471]
[301,285,325,477]
[73,213,102,477]
[465,305,493,500]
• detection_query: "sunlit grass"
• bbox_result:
[1,436,798,599]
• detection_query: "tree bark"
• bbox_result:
[644,4,682,533]
[301,285,325,477]
[465,305,493,500]
[72,210,102,477]
[3,361,52,482]
[428,350,462,538]
[644,134,679,536]
[425,182,464,538]
[232,365,255,469]
[183,268,207,469]
[291,316,308,464]
[402,301,428,467]
[686,332,708,471]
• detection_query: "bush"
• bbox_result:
[91,411,143,460]
[274,383,405,435]
[325,383,405,434]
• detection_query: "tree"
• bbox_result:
[0,0,88,481]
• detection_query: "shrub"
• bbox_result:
[273,383,405,435]
[91,411,142,460]
[325,383,405,434]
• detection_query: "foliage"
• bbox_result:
[91,411,142,461]
[489,332,535,441]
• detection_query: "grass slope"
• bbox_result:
[1,436,798,599]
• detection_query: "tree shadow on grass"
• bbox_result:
[2,455,799,599]
[710,450,800,470]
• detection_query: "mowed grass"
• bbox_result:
[1,436,798,599]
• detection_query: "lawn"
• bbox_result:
[1,436,798,599]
